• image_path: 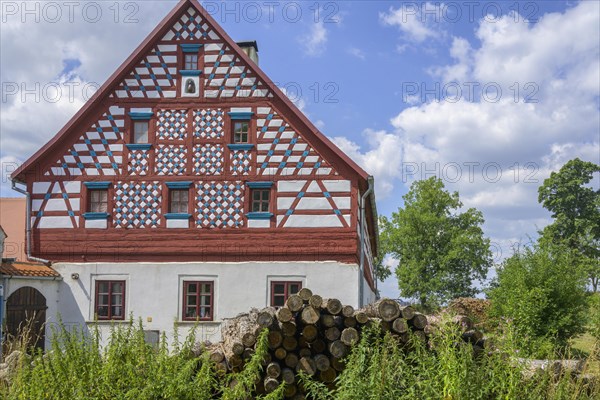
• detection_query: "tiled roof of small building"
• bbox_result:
[0,260,61,278]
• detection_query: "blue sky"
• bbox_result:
[1,1,599,299]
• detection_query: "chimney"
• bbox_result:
[237,41,259,65]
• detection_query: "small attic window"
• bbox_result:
[184,54,198,70]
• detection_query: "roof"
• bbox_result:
[0,225,6,238]
[10,0,369,185]
[0,260,61,278]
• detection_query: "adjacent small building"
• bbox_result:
[0,224,61,351]
[8,0,378,344]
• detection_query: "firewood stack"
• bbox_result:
[207,288,483,397]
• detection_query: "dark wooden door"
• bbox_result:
[6,287,47,351]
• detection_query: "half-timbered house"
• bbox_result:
[10,0,378,342]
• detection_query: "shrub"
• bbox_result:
[488,241,589,356]
[588,293,600,341]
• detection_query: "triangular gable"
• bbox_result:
[12,0,368,185]
[111,6,271,100]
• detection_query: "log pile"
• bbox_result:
[207,289,484,397]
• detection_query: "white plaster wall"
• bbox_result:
[51,261,366,345]
[2,277,62,350]
[362,276,377,306]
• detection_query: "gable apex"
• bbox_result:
[12,0,370,186]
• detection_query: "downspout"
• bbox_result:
[369,189,380,298]
[11,180,50,264]
[358,176,374,308]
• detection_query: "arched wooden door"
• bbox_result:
[6,287,47,351]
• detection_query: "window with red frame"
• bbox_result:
[183,281,214,321]
[270,281,302,307]
[95,280,125,320]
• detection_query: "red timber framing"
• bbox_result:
[11,0,378,291]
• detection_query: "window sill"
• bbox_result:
[227,144,254,151]
[179,70,202,76]
[126,143,152,150]
[87,320,128,324]
[83,212,109,220]
[175,320,221,325]
[246,212,273,220]
[164,213,192,220]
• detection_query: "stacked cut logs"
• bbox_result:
[206,289,484,398]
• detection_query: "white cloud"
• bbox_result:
[341,2,600,276]
[347,47,365,60]
[279,86,308,117]
[331,130,404,198]
[299,21,328,57]
[0,2,173,196]
[380,2,444,43]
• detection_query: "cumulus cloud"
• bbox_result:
[299,21,328,57]
[0,2,173,196]
[331,130,404,198]
[380,2,444,43]
[347,2,599,286]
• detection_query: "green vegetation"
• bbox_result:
[379,177,492,309]
[538,158,600,292]
[588,293,600,342]
[2,320,598,399]
[488,241,589,356]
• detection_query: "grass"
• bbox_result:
[1,318,598,399]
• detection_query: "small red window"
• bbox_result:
[184,54,198,70]
[133,121,149,143]
[251,189,270,213]
[95,280,125,320]
[88,189,108,213]
[169,189,189,214]
[270,281,302,307]
[233,121,249,143]
[183,281,214,321]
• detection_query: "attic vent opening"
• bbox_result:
[237,41,259,65]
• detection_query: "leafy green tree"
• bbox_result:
[379,177,492,309]
[538,158,600,291]
[489,241,589,353]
